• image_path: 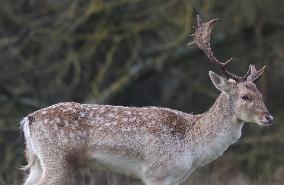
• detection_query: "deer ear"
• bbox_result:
[209,71,231,92]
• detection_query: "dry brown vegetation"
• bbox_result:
[0,0,284,184]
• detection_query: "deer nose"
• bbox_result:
[264,113,273,125]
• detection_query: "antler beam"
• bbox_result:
[189,15,265,82]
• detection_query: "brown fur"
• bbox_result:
[21,80,272,185]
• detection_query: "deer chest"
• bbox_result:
[192,125,243,168]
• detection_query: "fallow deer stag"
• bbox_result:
[21,16,273,185]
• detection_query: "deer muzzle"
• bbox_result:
[260,112,274,126]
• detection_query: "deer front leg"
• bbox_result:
[142,170,179,185]
[106,172,130,185]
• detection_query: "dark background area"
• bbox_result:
[0,0,283,184]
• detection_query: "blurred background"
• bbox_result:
[0,0,283,184]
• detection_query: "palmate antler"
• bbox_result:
[189,15,265,82]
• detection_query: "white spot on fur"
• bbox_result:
[95,116,102,123]
[105,122,111,127]
[100,107,106,113]
[69,133,75,139]
[54,125,59,131]
[80,112,86,117]
[54,117,60,123]
[108,113,115,118]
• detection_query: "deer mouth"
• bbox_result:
[259,121,273,126]
[255,112,273,126]
[260,113,274,126]
[258,118,273,126]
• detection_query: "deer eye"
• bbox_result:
[241,95,250,101]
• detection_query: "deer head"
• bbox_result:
[189,15,273,126]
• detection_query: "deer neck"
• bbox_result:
[187,92,244,167]
[203,92,244,141]
[207,92,238,119]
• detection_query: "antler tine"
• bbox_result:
[189,15,251,82]
[247,65,266,82]
[196,14,202,27]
